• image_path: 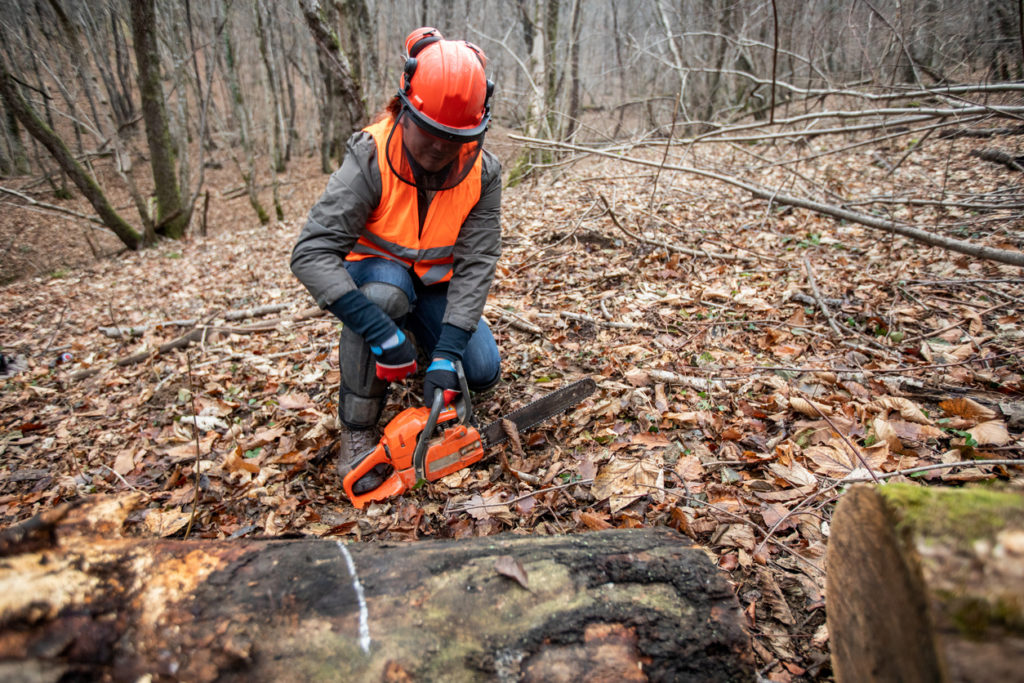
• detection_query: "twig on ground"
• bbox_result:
[558,310,643,330]
[485,304,543,335]
[901,301,1007,344]
[803,255,845,337]
[100,464,143,493]
[184,353,202,540]
[447,478,594,514]
[840,458,1024,483]
[598,193,749,262]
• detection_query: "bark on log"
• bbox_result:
[0,496,752,682]
[826,483,1024,683]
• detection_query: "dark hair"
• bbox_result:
[374,96,402,123]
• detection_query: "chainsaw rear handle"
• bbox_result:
[344,362,477,510]
[342,442,415,509]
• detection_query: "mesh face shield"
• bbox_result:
[384,109,484,192]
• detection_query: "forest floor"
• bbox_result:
[1,123,1023,681]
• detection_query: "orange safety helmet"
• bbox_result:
[397,27,493,143]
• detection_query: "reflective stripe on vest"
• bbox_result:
[346,117,483,285]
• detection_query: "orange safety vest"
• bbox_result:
[346,117,483,285]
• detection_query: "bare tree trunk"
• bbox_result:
[543,0,560,135]
[299,0,366,173]
[130,0,190,240]
[22,7,69,198]
[562,0,582,142]
[1,98,28,174]
[221,1,269,225]
[255,0,285,174]
[0,64,141,250]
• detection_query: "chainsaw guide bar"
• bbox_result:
[480,377,597,447]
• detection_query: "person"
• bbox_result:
[291,27,502,494]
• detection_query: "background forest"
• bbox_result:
[1,1,1023,681]
[1,0,1021,265]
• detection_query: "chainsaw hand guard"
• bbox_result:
[342,395,480,509]
[342,442,415,509]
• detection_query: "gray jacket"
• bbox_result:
[290,130,502,332]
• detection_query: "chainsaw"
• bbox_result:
[342,363,597,509]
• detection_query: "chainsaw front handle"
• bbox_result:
[413,388,444,480]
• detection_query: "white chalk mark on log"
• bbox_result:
[336,541,371,653]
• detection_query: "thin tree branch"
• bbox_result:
[0,186,107,227]
[511,134,1024,268]
[769,0,778,123]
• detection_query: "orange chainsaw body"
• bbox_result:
[342,404,485,509]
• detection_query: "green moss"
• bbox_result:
[505,155,533,189]
[880,482,1024,545]
[946,593,1024,639]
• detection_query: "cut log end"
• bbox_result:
[827,483,1024,683]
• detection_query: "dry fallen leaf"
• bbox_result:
[494,554,530,590]
[803,439,889,479]
[225,446,261,474]
[871,396,932,424]
[872,417,902,451]
[939,397,997,421]
[967,420,1010,446]
[789,396,832,417]
[579,510,613,530]
[144,507,190,537]
[277,393,314,411]
[113,448,137,476]
[592,456,664,514]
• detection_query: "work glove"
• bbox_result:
[371,329,417,382]
[424,358,460,407]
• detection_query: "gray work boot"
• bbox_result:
[337,425,390,495]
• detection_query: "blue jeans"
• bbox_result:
[344,258,501,390]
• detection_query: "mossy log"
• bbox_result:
[0,496,752,682]
[827,483,1024,683]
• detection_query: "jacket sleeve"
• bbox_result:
[442,149,502,332]
[290,132,382,309]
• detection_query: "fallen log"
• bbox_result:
[970,148,1024,172]
[0,496,752,682]
[826,483,1024,683]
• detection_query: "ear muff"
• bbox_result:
[403,58,417,93]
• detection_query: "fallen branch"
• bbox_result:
[556,310,643,330]
[938,123,1024,139]
[98,304,294,338]
[624,368,738,391]
[485,304,543,335]
[970,148,1024,172]
[0,185,107,228]
[510,134,1024,268]
[901,301,1006,344]
[72,321,282,380]
[803,255,845,337]
[840,458,1024,483]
